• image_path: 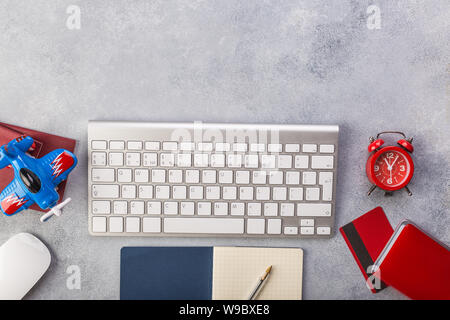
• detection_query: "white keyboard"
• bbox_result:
[88,121,339,238]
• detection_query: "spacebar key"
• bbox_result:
[164,218,244,234]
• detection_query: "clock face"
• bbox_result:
[373,149,411,188]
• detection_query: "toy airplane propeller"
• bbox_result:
[0,135,77,222]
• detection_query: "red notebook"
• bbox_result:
[372,221,450,300]
[0,122,77,212]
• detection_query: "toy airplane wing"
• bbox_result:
[0,179,34,216]
[38,149,78,186]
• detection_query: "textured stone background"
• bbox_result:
[0,0,448,299]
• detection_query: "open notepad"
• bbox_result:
[212,247,303,300]
[120,246,303,300]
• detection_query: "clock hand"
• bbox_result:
[384,158,391,169]
[389,156,399,170]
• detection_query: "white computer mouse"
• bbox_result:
[0,233,51,300]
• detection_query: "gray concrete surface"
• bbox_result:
[0,0,449,300]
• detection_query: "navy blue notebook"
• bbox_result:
[120,247,213,300]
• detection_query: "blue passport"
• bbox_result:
[120,247,213,300]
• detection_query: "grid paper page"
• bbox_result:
[212,247,303,300]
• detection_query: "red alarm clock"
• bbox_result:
[366,131,414,196]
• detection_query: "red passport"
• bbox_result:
[0,122,76,212]
[372,221,450,300]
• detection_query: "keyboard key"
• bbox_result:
[230,203,245,215]
[306,188,320,201]
[300,227,314,235]
[173,186,187,199]
[215,143,230,152]
[256,187,270,200]
[219,170,233,184]
[118,169,132,182]
[280,203,294,216]
[239,187,253,200]
[284,226,298,235]
[110,141,125,150]
[247,219,265,234]
[198,143,213,151]
[92,140,107,150]
[138,185,153,199]
[289,187,303,201]
[143,153,158,166]
[109,217,123,233]
[300,219,314,227]
[311,156,334,169]
[317,227,331,235]
[92,185,119,198]
[197,202,212,215]
[92,217,107,233]
[269,171,283,184]
[252,171,267,184]
[113,201,127,214]
[127,141,142,150]
[202,170,217,183]
[164,218,244,234]
[320,144,334,153]
[248,203,261,216]
[147,202,162,214]
[134,169,149,183]
[162,142,177,151]
[194,154,209,167]
[206,186,220,200]
[302,172,316,185]
[143,217,161,232]
[155,186,170,199]
[235,171,250,184]
[214,202,228,216]
[286,171,300,185]
[223,187,237,200]
[91,152,106,166]
[122,185,136,198]
[151,169,166,183]
[297,203,331,217]
[244,155,258,168]
[164,202,178,215]
[250,144,265,152]
[145,141,160,151]
[267,219,281,234]
[277,155,292,168]
[126,153,141,166]
[189,186,203,199]
[273,187,287,201]
[126,217,140,233]
[186,170,200,183]
[294,155,309,169]
[168,170,182,183]
[233,143,247,152]
[92,168,115,182]
[227,154,242,168]
[177,154,192,167]
[180,202,195,215]
[264,203,278,216]
[180,142,195,151]
[261,155,276,168]
[109,152,124,166]
[92,201,110,214]
[303,144,317,153]
[130,201,144,214]
[268,144,282,152]
[319,172,333,201]
[211,154,225,167]
[285,144,299,152]
[160,153,175,167]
